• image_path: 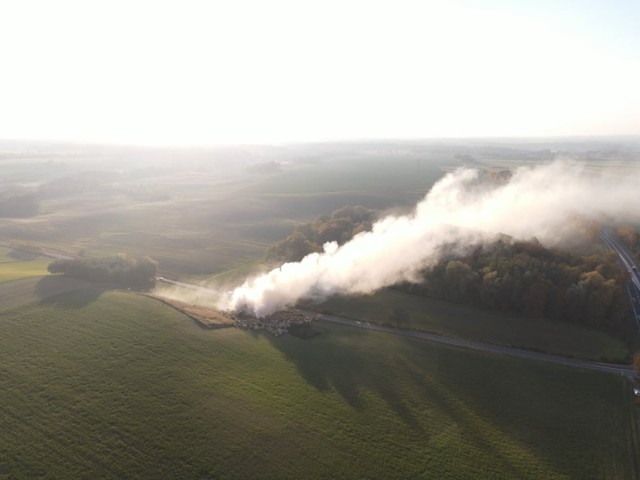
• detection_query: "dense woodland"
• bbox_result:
[48,255,158,288]
[399,238,632,337]
[617,226,640,263]
[274,207,637,338]
[268,205,377,262]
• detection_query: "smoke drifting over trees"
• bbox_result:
[268,206,377,263]
[221,161,640,317]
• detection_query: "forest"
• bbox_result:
[617,226,640,262]
[399,238,631,336]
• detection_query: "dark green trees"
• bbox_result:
[269,206,377,262]
[48,255,158,288]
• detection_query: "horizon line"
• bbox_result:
[1,133,640,150]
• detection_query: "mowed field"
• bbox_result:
[0,278,638,479]
[314,288,630,362]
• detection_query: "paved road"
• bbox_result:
[0,241,75,260]
[154,275,635,377]
[156,276,204,290]
[601,230,640,290]
[315,313,634,377]
[155,276,225,301]
[600,230,640,333]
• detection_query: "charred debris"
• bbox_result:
[233,307,319,338]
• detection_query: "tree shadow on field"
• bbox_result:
[267,325,424,431]
[35,275,105,308]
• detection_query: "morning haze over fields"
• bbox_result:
[2,1,640,479]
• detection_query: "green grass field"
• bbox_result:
[312,288,630,362]
[0,275,92,313]
[0,257,51,283]
[0,286,637,479]
[241,157,446,197]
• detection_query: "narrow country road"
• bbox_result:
[314,312,634,377]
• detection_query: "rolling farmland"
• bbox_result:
[0,282,636,479]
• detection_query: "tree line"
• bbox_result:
[48,255,158,288]
[268,205,377,262]
[616,226,640,263]
[398,237,633,337]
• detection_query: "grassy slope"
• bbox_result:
[314,288,630,362]
[0,257,51,283]
[0,275,92,313]
[0,289,635,479]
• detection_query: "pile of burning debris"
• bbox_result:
[232,307,318,336]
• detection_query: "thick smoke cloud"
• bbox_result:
[220,161,640,316]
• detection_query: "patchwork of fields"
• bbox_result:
[0,154,449,279]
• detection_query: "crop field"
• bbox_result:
[241,157,446,198]
[313,288,630,362]
[0,287,636,479]
[0,276,92,313]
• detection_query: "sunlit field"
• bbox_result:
[0,285,636,479]
[0,255,50,283]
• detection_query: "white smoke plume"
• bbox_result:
[220,161,640,316]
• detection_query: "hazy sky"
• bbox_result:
[1,0,639,145]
